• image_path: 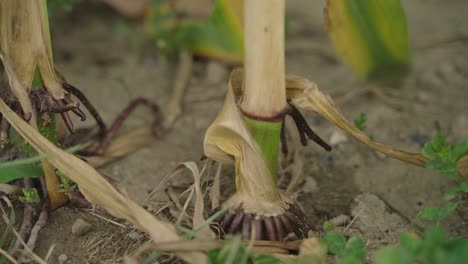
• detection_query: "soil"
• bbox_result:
[1,0,468,263]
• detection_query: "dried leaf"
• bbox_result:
[287,74,429,167]
[165,162,213,239]
[84,124,156,168]
[203,71,289,215]
[0,98,207,264]
[0,0,66,99]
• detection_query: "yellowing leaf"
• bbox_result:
[145,0,243,63]
[325,0,410,80]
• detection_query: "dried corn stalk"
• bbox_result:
[0,0,82,208]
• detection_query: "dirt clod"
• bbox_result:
[58,254,68,264]
[329,214,351,227]
[328,129,348,146]
[351,194,409,249]
[72,218,93,236]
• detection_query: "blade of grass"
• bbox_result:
[0,198,15,250]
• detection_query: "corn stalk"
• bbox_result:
[0,0,74,209]
[204,0,323,241]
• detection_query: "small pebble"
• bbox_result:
[71,218,93,236]
[58,254,68,264]
[127,230,144,240]
[302,177,318,193]
[329,130,348,146]
[329,214,351,226]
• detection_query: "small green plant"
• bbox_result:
[420,121,468,223]
[56,170,77,194]
[18,188,41,204]
[423,121,468,181]
[375,227,468,264]
[322,231,367,264]
[354,113,374,140]
[354,113,367,131]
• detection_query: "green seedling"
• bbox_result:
[375,227,468,264]
[354,113,367,131]
[322,231,366,264]
[18,188,40,204]
[420,121,468,223]
[423,121,468,181]
[354,113,375,140]
[55,170,77,194]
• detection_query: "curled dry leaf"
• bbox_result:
[84,123,156,168]
[221,69,429,170]
[165,162,213,239]
[0,98,207,264]
[204,71,290,216]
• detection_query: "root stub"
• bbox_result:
[210,204,320,241]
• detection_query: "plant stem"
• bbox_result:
[244,118,282,181]
[240,0,285,178]
[241,0,286,118]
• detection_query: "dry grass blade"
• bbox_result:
[0,183,20,195]
[0,247,17,264]
[0,98,207,264]
[163,50,193,129]
[85,123,156,168]
[136,239,302,254]
[165,162,212,238]
[210,163,222,209]
[289,76,429,167]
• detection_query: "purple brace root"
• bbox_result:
[210,204,320,241]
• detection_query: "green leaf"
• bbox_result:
[325,0,410,81]
[443,187,461,201]
[323,232,347,256]
[420,203,459,222]
[354,113,367,131]
[337,256,363,264]
[323,221,334,232]
[0,165,43,183]
[424,227,446,249]
[253,255,285,264]
[399,233,422,256]
[147,0,244,63]
[374,247,411,264]
[18,188,41,204]
[343,236,366,261]
[459,182,468,192]
[422,141,439,159]
[452,140,468,161]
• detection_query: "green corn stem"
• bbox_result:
[243,117,282,182]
